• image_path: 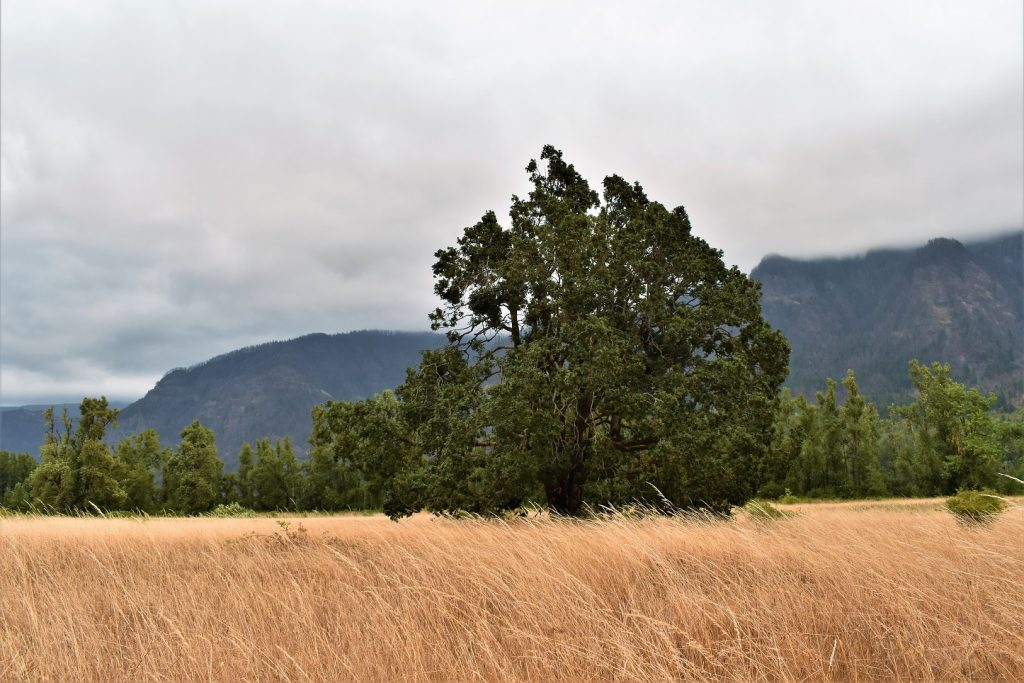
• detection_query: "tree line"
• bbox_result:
[2,147,1020,516]
[760,361,1023,500]
[0,399,310,514]
[0,360,1020,516]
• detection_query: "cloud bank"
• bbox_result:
[2,1,1021,403]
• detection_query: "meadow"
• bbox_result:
[2,499,1022,682]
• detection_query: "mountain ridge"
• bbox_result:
[751,231,1023,408]
[114,330,446,469]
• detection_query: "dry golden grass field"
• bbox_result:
[2,499,1022,682]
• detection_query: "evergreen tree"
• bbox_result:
[355,146,788,517]
[304,394,409,511]
[781,394,817,494]
[773,372,885,498]
[840,371,885,496]
[218,472,242,506]
[994,411,1024,494]
[165,421,223,514]
[114,429,166,513]
[879,415,920,496]
[760,389,800,493]
[815,379,846,493]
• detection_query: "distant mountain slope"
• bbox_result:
[0,406,62,455]
[751,232,1023,408]
[116,330,446,469]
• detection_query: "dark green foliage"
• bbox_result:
[114,429,167,512]
[773,371,885,498]
[804,379,845,493]
[765,390,815,492]
[773,363,1012,501]
[28,398,126,512]
[841,372,885,496]
[236,443,255,507]
[994,413,1024,494]
[349,146,789,517]
[218,472,242,505]
[0,451,36,509]
[879,417,920,496]
[305,392,417,513]
[755,481,786,500]
[248,437,303,511]
[897,361,1000,495]
[944,488,1007,523]
[164,420,223,514]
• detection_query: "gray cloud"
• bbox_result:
[2,0,1022,404]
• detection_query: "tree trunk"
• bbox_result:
[544,401,592,515]
[544,466,585,515]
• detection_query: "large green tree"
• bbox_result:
[377,146,789,516]
[235,442,256,507]
[777,371,885,498]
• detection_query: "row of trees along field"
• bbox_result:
[0,398,309,514]
[0,360,1020,515]
[1,148,1020,516]
[760,362,1023,500]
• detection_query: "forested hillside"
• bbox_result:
[752,232,1023,409]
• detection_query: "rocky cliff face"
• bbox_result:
[752,232,1023,408]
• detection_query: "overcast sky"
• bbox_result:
[1,1,1022,405]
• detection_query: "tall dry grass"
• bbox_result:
[1,500,1022,682]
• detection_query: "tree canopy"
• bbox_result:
[360,146,790,516]
[28,399,125,512]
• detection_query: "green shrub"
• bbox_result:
[208,502,257,518]
[756,482,786,500]
[945,489,1006,523]
[742,499,789,521]
[779,488,799,505]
